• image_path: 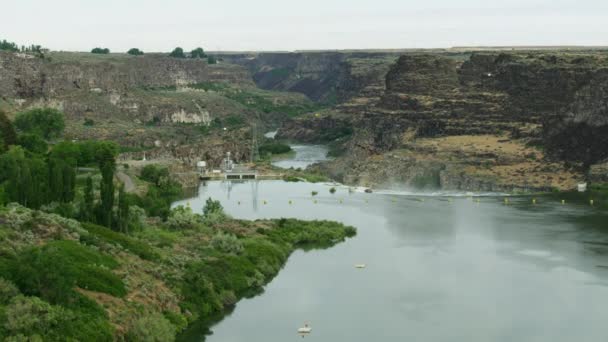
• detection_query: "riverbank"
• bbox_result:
[0,201,355,341]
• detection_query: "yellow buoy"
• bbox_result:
[504,198,509,204]
[590,199,595,206]
[561,199,565,205]
[532,198,537,205]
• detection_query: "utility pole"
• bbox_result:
[250,123,259,163]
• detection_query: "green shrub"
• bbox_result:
[14,108,65,140]
[1,294,113,341]
[190,47,206,59]
[6,240,125,304]
[169,47,186,58]
[82,223,159,261]
[210,232,244,255]
[3,296,64,337]
[283,175,301,182]
[127,48,144,56]
[166,206,203,230]
[0,278,19,304]
[16,133,47,154]
[140,165,169,186]
[91,48,110,54]
[259,142,292,156]
[127,313,176,342]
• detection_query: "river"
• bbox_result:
[174,144,608,342]
[265,130,330,170]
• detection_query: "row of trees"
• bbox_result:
[169,47,217,64]
[0,108,128,230]
[90,47,110,54]
[1,39,45,58]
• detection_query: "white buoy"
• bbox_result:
[355,264,366,269]
[298,323,312,334]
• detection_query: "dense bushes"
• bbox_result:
[0,240,120,340]
[14,108,65,140]
[0,39,19,52]
[127,48,144,56]
[7,240,125,299]
[266,218,357,247]
[135,165,183,219]
[91,47,110,54]
[166,206,203,230]
[127,313,176,342]
[210,232,243,255]
[169,47,186,58]
[259,142,292,156]
[190,47,206,59]
[140,164,169,185]
[82,223,160,261]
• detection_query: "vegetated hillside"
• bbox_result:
[0,51,320,167]
[0,201,355,341]
[276,50,608,192]
[0,108,356,340]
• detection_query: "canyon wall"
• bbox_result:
[278,51,608,191]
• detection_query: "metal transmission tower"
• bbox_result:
[250,123,260,163]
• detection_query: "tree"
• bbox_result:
[81,176,95,223]
[91,47,110,54]
[0,39,19,52]
[17,133,48,154]
[190,47,206,59]
[0,110,17,150]
[96,142,117,227]
[169,47,186,58]
[127,48,144,56]
[207,56,217,64]
[0,147,36,207]
[117,184,129,233]
[14,108,65,140]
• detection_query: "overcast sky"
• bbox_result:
[2,0,607,52]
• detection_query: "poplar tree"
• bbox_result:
[117,184,129,233]
[81,176,94,222]
[96,143,117,228]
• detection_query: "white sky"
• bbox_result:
[2,0,607,52]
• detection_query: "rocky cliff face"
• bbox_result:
[0,52,253,98]
[219,52,398,103]
[278,51,608,191]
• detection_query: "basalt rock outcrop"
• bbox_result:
[0,52,253,98]
[279,51,608,191]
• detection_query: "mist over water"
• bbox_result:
[175,180,608,342]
